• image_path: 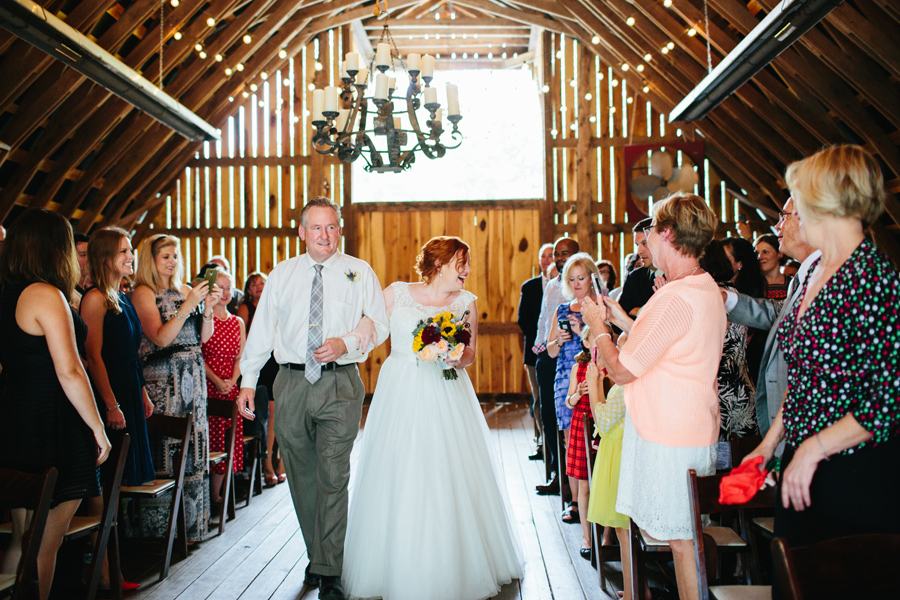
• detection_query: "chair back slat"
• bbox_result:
[0,468,58,600]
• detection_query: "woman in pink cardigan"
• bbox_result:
[583,193,727,600]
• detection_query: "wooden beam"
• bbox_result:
[370,28,530,39]
[617,0,824,155]
[363,17,528,29]
[826,0,900,80]
[452,0,569,33]
[304,0,421,34]
[539,31,556,247]
[575,42,594,256]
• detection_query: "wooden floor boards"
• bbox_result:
[128,404,621,599]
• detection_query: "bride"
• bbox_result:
[343,236,524,600]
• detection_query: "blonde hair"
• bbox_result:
[134,234,183,292]
[651,192,718,258]
[88,227,130,314]
[560,252,601,300]
[785,144,885,228]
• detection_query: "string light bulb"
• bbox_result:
[215,54,223,62]
[688,28,697,37]
[206,17,215,27]
[643,84,650,93]
[315,61,323,71]
[585,93,592,100]
[636,64,645,72]
[261,72,268,80]
[592,35,600,44]
[627,96,634,104]
[663,0,672,6]
[250,83,258,92]
[170,0,178,6]
[278,49,287,59]
[225,67,233,76]
[644,53,652,61]
[542,84,550,93]
[661,47,669,54]
[199,51,207,59]
[626,17,635,26]
[236,63,244,71]
[173,31,182,40]
[194,43,203,52]
[242,91,249,98]
[622,64,630,71]
[243,35,252,44]
[667,42,675,50]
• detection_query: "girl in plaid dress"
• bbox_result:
[563,325,601,560]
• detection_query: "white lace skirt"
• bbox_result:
[615,413,717,541]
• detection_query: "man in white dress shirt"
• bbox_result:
[238,197,389,600]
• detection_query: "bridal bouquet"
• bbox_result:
[412,310,472,380]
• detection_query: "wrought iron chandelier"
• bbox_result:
[309,21,463,173]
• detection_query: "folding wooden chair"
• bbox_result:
[688,469,775,600]
[62,434,131,600]
[772,534,900,599]
[207,398,239,536]
[582,411,620,591]
[0,468,57,600]
[119,413,192,582]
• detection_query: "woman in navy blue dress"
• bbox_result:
[82,227,155,485]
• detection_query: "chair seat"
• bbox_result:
[0,522,9,534]
[753,517,774,535]
[710,585,771,600]
[242,436,255,443]
[121,479,176,497]
[0,573,15,592]
[707,525,748,548]
[640,525,746,549]
[209,452,227,465]
[65,515,101,537]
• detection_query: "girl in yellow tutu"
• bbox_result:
[585,331,632,599]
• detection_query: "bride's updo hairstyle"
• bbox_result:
[415,236,470,284]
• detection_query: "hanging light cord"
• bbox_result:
[159,0,165,89]
[704,0,711,73]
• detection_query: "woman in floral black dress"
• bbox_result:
[745,146,900,595]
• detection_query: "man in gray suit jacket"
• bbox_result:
[725,198,819,437]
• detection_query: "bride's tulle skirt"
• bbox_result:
[343,355,524,600]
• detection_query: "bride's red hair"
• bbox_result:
[415,236,470,284]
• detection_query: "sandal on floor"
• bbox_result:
[276,472,287,484]
[561,501,579,524]
[263,470,278,488]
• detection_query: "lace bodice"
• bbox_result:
[389,282,477,362]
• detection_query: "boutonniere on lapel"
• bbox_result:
[345,269,359,283]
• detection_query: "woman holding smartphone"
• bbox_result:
[546,252,601,525]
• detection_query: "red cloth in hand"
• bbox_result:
[719,456,767,505]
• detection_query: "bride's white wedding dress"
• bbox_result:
[343,282,524,600]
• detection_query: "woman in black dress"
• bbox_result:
[0,209,111,600]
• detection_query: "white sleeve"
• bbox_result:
[239,268,279,390]
[723,289,738,313]
[340,265,390,361]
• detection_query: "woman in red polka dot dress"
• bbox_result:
[201,270,246,506]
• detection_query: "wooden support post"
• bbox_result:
[575,42,594,257]
[539,31,556,247]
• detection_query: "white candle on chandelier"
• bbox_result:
[345,52,359,71]
[324,86,339,112]
[408,53,421,71]
[340,61,349,79]
[374,73,389,100]
[393,117,402,130]
[433,108,442,123]
[312,89,325,121]
[376,43,391,68]
[356,66,368,85]
[446,83,460,115]
[423,86,438,105]
[388,77,396,91]
[422,54,435,78]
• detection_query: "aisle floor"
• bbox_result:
[128,403,622,600]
